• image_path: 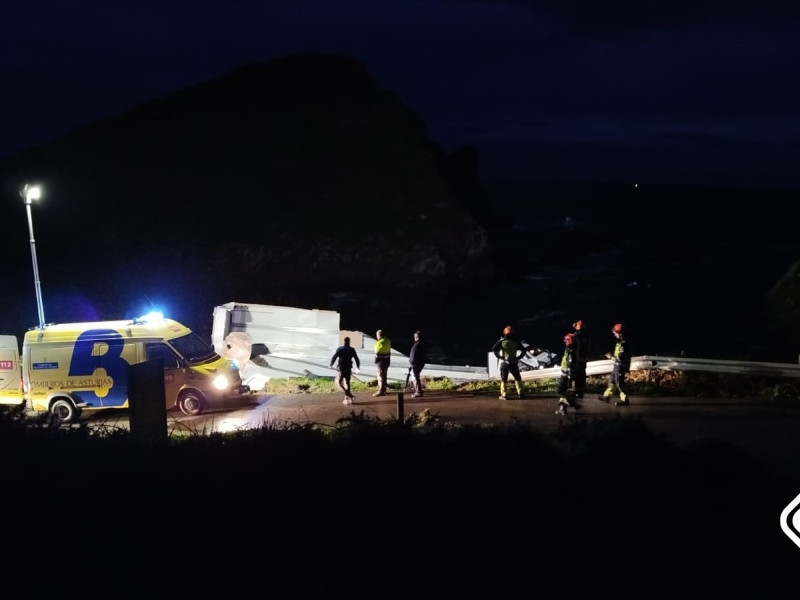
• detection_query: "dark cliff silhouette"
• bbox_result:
[0,52,502,333]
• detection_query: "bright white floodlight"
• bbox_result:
[23,184,42,202]
[20,183,46,329]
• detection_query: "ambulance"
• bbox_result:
[0,334,23,406]
[9,313,246,424]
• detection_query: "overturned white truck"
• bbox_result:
[210,302,491,391]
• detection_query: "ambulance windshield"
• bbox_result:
[169,332,218,363]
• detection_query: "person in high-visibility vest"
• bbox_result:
[372,329,392,397]
[491,325,526,400]
[598,323,631,406]
[556,333,577,415]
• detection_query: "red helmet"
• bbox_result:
[503,325,513,335]
[564,333,574,344]
[612,323,623,333]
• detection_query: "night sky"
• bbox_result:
[3,1,799,190]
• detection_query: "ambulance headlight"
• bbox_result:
[213,374,229,390]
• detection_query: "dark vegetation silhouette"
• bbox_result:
[1,404,796,597]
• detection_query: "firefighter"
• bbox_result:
[556,333,577,415]
[492,325,526,400]
[598,323,631,406]
[571,319,590,399]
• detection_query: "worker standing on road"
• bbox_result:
[556,333,577,415]
[373,329,392,397]
[492,325,526,400]
[598,323,631,406]
[408,330,427,398]
[330,336,361,405]
[571,319,590,399]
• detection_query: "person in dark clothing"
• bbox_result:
[598,323,631,406]
[330,336,361,405]
[408,330,427,398]
[556,333,577,415]
[491,325,526,400]
[571,319,590,399]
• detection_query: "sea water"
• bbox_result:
[330,182,800,367]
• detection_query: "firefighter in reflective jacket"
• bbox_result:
[599,323,631,406]
[556,333,577,415]
[492,325,526,400]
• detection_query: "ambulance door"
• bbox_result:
[0,335,22,405]
[144,342,184,411]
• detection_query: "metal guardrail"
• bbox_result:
[519,355,800,382]
[245,352,800,385]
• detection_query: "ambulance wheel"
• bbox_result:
[178,391,206,416]
[51,399,81,424]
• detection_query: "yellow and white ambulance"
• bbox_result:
[8,314,246,423]
[0,334,23,406]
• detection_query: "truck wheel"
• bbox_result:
[51,399,80,424]
[178,391,205,416]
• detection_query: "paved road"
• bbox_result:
[105,390,800,481]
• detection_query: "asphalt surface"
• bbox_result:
[142,389,800,482]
